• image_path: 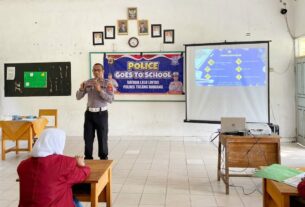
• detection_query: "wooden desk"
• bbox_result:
[263,168,305,207]
[0,118,48,160]
[217,134,281,194]
[73,160,113,207]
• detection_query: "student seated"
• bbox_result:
[17,128,90,207]
[292,179,305,207]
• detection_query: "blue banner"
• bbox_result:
[103,53,184,94]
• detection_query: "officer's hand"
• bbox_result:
[80,82,85,90]
[94,80,101,92]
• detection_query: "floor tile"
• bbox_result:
[1,136,305,207]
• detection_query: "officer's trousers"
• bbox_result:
[83,110,108,160]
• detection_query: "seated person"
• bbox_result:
[17,128,90,207]
[292,178,305,207]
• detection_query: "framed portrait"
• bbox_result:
[138,20,149,35]
[164,30,174,44]
[105,26,115,39]
[92,32,104,45]
[151,24,162,38]
[128,7,137,20]
[117,20,128,35]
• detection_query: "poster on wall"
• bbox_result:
[103,53,184,95]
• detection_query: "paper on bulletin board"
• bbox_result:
[6,67,15,80]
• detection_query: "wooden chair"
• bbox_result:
[38,109,58,128]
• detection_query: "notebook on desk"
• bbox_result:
[221,117,246,134]
[283,172,305,188]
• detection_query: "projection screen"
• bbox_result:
[185,41,270,123]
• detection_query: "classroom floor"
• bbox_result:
[0,136,305,207]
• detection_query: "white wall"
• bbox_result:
[294,0,305,38]
[0,0,296,139]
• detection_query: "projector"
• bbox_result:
[246,123,272,136]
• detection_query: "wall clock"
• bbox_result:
[128,37,139,48]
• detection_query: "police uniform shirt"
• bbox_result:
[169,81,183,92]
[76,78,114,108]
[109,79,119,92]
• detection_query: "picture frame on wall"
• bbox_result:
[128,7,137,20]
[93,32,104,45]
[105,26,115,39]
[151,24,162,38]
[117,20,128,35]
[138,20,149,35]
[164,30,174,44]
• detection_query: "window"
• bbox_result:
[296,37,305,57]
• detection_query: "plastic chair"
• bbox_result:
[38,109,58,128]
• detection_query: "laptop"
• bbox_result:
[221,117,246,133]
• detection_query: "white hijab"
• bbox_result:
[31,128,66,157]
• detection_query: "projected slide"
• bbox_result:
[195,48,266,86]
[24,72,47,88]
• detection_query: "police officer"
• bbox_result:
[107,73,119,93]
[168,72,183,94]
[76,63,114,160]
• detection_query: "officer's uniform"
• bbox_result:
[169,81,183,92]
[109,79,119,93]
[169,72,183,93]
[76,78,114,160]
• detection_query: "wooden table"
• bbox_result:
[263,168,305,207]
[217,134,281,194]
[0,117,48,160]
[73,160,113,207]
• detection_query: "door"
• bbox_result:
[296,57,305,145]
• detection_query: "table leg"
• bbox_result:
[281,195,290,207]
[217,139,221,181]
[262,178,278,207]
[91,183,98,207]
[263,178,268,207]
[16,140,19,154]
[225,143,229,194]
[1,139,5,160]
[106,168,112,207]
[29,130,33,151]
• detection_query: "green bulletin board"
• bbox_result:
[24,72,48,88]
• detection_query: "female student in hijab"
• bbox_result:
[17,128,90,207]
